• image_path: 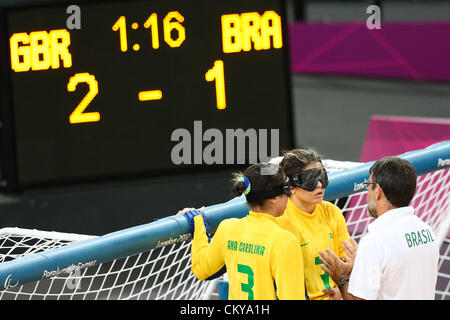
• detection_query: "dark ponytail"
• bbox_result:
[231,172,248,197]
[231,163,286,208]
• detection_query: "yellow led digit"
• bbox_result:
[163,11,185,48]
[221,14,241,54]
[10,32,31,72]
[67,73,100,124]
[112,16,128,52]
[144,13,160,49]
[49,29,72,69]
[261,10,283,50]
[205,60,226,110]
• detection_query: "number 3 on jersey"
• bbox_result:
[315,256,331,290]
[237,264,254,300]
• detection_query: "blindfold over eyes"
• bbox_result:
[245,177,291,202]
[290,168,329,191]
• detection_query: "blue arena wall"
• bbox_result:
[0,141,449,290]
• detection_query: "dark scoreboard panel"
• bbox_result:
[0,0,293,191]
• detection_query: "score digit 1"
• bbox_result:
[205,60,227,110]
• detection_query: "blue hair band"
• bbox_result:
[237,176,251,196]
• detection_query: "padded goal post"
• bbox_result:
[0,141,449,300]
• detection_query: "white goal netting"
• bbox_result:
[0,167,449,300]
[0,228,217,300]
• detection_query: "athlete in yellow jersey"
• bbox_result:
[178,163,306,300]
[277,148,351,300]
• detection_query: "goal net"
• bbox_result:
[0,141,449,300]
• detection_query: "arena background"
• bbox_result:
[1,0,450,236]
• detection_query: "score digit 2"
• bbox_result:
[67,73,100,124]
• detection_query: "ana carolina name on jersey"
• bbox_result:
[404,228,435,248]
[227,240,266,257]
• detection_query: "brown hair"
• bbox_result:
[232,163,285,208]
[369,156,417,207]
[280,148,323,176]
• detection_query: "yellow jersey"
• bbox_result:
[277,199,350,300]
[191,211,306,300]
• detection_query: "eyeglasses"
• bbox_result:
[362,181,375,187]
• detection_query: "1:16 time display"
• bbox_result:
[112,11,186,52]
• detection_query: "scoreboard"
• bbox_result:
[0,0,293,192]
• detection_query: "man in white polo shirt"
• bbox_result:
[319,156,439,300]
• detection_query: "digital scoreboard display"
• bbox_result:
[0,0,293,191]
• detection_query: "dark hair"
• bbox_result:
[280,147,323,176]
[232,163,285,208]
[369,156,417,207]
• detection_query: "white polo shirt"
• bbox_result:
[348,206,439,300]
